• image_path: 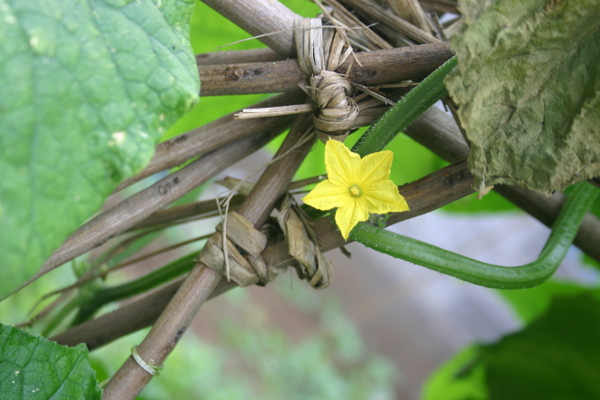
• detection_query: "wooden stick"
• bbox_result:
[196,48,284,65]
[102,114,315,399]
[22,130,283,289]
[387,0,432,33]
[127,195,246,231]
[199,42,453,96]
[201,0,297,57]
[420,0,460,15]
[51,160,474,350]
[338,0,440,44]
[116,90,303,190]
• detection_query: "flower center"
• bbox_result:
[348,184,362,197]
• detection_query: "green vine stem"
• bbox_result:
[352,56,457,157]
[350,182,599,289]
[346,55,598,288]
[71,252,198,324]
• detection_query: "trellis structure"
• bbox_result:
[21,0,600,398]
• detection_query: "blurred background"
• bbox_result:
[1,1,598,399]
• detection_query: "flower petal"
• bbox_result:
[325,139,360,186]
[302,180,349,211]
[362,180,410,214]
[335,197,370,240]
[359,150,393,184]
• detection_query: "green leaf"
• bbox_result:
[0,0,199,298]
[483,294,600,399]
[422,346,488,400]
[496,280,594,323]
[445,0,600,195]
[424,294,600,399]
[0,324,101,399]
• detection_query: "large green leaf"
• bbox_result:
[446,0,600,195]
[0,0,199,298]
[423,294,600,399]
[0,324,101,399]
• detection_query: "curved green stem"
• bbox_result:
[350,182,599,289]
[352,56,457,157]
[72,251,198,324]
[41,296,81,337]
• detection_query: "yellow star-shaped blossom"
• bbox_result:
[303,139,410,240]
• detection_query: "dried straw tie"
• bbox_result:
[197,197,332,289]
[294,16,358,141]
[235,16,359,142]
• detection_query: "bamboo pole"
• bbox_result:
[52,160,475,349]
[102,114,315,399]
[201,0,297,57]
[116,90,303,190]
[196,48,284,65]
[199,43,453,96]
[22,130,284,289]
[338,0,440,44]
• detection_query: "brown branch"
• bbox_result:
[337,0,441,44]
[116,90,303,191]
[420,0,460,15]
[199,42,453,96]
[101,114,315,399]
[405,107,600,263]
[127,195,246,231]
[19,130,284,292]
[51,160,474,350]
[196,48,284,65]
[201,0,297,57]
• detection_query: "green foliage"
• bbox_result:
[0,324,101,399]
[422,346,488,400]
[0,0,200,299]
[446,0,600,194]
[424,294,600,400]
[497,280,598,323]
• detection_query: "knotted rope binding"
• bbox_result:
[294,16,357,141]
[235,16,359,142]
[200,178,333,289]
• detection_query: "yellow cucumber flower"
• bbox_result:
[303,139,410,240]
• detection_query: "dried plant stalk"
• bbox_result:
[24,130,282,289]
[202,0,297,56]
[199,43,452,96]
[387,0,432,32]
[102,114,315,399]
[52,160,475,349]
[338,0,440,43]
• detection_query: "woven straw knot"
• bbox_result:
[311,72,358,136]
[199,207,332,289]
[294,16,357,140]
[200,211,273,287]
